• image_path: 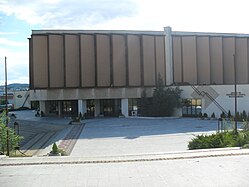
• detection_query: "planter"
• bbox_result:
[48,152,61,156]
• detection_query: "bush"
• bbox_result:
[51,143,59,154]
[211,112,215,118]
[188,131,249,150]
[203,113,208,118]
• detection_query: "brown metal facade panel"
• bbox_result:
[182,36,197,84]
[80,35,95,87]
[96,35,111,87]
[49,35,64,88]
[210,37,223,84]
[155,36,165,83]
[142,35,156,86]
[29,38,33,89]
[196,37,211,84]
[223,37,235,84]
[32,35,48,88]
[127,35,141,86]
[112,35,126,86]
[235,38,248,84]
[65,35,80,87]
[172,36,182,83]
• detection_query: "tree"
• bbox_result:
[140,89,151,116]
[0,111,23,155]
[151,75,182,116]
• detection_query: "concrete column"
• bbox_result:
[39,101,46,116]
[164,26,174,85]
[121,99,129,117]
[58,101,62,117]
[94,99,100,117]
[78,100,87,115]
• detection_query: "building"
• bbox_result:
[29,27,249,118]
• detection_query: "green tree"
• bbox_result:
[140,89,151,116]
[0,111,23,155]
[152,75,182,116]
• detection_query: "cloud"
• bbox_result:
[0,38,27,47]
[0,46,28,84]
[0,0,138,29]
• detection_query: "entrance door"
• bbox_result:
[100,99,121,117]
[62,100,78,117]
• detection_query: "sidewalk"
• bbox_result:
[1,147,249,166]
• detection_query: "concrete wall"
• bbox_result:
[180,85,249,118]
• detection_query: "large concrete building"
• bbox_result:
[29,27,249,118]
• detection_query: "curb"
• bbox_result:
[1,150,249,167]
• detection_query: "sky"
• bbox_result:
[0,0,249,85]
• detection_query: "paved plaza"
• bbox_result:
[1,154,249,187]
[71,117,217,157]
[1,111,249,186]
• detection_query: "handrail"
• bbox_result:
[190,85,228,117]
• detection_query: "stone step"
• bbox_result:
[24,132,57,156]
[20,133,46,151]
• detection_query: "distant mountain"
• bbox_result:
[0,83,29,90]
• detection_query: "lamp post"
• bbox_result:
[5,56,10,156]
[233,54,238,132]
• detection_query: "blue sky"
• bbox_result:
[0,0,249,85]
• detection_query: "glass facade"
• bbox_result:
[182,98,202,117]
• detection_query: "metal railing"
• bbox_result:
[190,85,228,117]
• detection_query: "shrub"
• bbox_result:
[51,143,59,154]
[188,131,249,150]
[211,112,215,118]
[220,112,226,118]
[203,113,208,118]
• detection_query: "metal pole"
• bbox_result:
[5,56,9,156]
[233,54,238,132]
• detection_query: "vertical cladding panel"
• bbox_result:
[196,37,210,84]
[65,35,80,87]
[127,35,141,86]
[210,37,223,84]
[143,35,155,86]
[32,35,48,88]
[235,38,248,84]
[172,36,182,83]
[96,35,110,87]
[112,35,126,86]
[223,37,235,84]
[49,35,64,88]
[182,36,197,84]
[81,35,95,87]
[155,36,165,83]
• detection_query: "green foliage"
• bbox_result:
[188,131,249,150]
[211,112,215,118]
[140,75,182,117]
[51,143,59,154]
[242,110,247,121]
[140,89,152,116]
[50,142,67,156]
[220,112,226,118]
[0,111,23,155]
[203,113,208,118]
[228,110,232,118]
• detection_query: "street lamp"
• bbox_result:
[5,56,10,156]
[233,54,238,132]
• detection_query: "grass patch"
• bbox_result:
[188,130,249,150]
